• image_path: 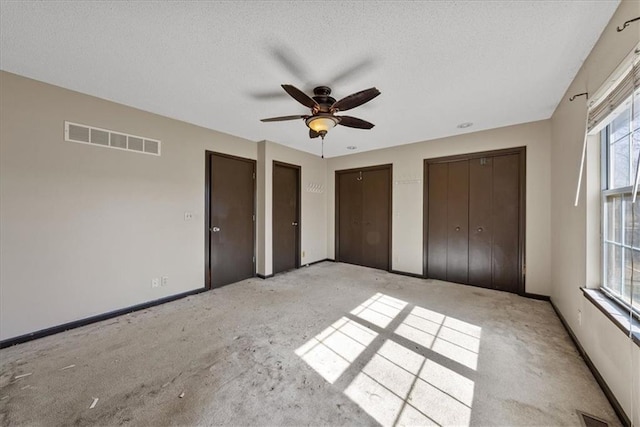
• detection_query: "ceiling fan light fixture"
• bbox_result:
[306,116,338,133]
[261,84,379,140]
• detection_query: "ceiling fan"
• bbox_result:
[260,85,381,140]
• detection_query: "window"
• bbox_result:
[601,88,640,315]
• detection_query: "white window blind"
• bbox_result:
[575,47,640,207]
[588,59,639,132]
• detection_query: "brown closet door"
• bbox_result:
[336,165,391,271]
[492,154,520,293]
[209,153,255,288]
[469,157,493,288]
[425,147,524,295]
[273,162,300,274]
[446,160,469,284]
[338,171,363,266]
[362,168,390,270]
[427,163,449,280]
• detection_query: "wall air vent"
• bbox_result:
[576,410,609,427]
[64,121,161,156]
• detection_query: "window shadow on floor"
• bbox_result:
[295,292,481,426]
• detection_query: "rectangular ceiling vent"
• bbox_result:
[64,121,161,156]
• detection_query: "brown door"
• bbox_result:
[424,148,525,294]
[273,162,300,274]
[427,163,448,281]
[427,160,469,284]
[446,160,469,284]
[338,170,363,266]
[207,152,255,288]
[362,168,391,270]
[491,154,521,293]
[468,157,493,288]
[336,165,391,271]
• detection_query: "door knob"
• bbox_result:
[455,226,461,232]
[477,227,483,232]
[292,222,298,226]
[212,226,220,232]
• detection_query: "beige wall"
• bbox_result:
[550,1,640,424]
[0,71,329,340]
[326,120,552,295]
[0,71,258,340]
[256,140,328,277]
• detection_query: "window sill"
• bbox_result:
[582,288,640,348]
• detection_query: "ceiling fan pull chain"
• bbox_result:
[321,135,325,159]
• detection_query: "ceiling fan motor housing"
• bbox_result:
[312,86,336,112]
[313,86,332,96]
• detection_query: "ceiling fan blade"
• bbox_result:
[281,84,319,109]
[328,58,375,86]
[249,90,289,100]
[309,129,320,139]
[331,87,381,112]
[338,116,375,129]
[270,46,308,82]
[260,115,307,122]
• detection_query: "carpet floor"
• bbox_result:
[0,262,620,426]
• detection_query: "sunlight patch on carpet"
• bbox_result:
[296,293,481,426]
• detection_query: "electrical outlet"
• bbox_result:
[578,309,582,326]
[161,276,168,287]
[302,250,305,258]
[184,212,193,221]
[151,278,159,288]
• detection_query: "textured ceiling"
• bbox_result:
[0,1,620,157]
